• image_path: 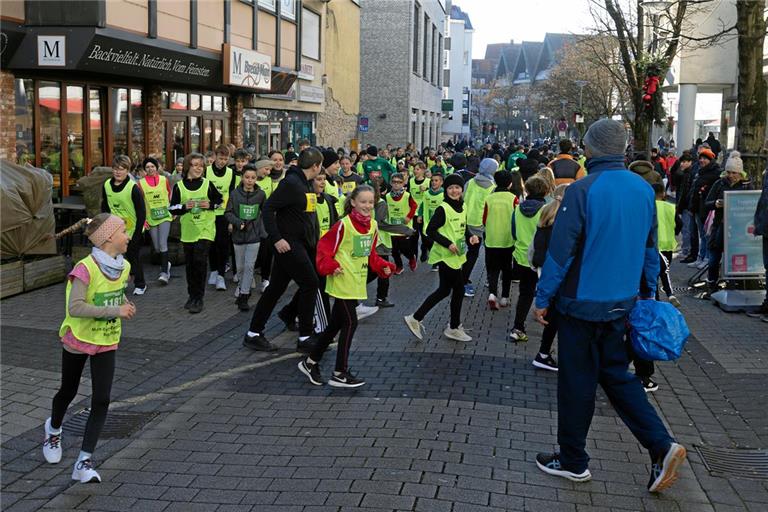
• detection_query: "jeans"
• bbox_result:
[707,249,723,285]
[233,243,260,295]
[680,211,693,257]
[696,215,709,262]
[557,314,674,472]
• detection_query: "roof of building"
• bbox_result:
[450,5,473,30]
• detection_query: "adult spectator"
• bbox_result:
[750,166,768,320]
[533,119,685,492]
[674,154,696,262]
[548,139,586,185]
[362,146,396,185]
[705,131,722,157]
[688,148,721,269]
[244,148,323,353]
[628,155,663,186]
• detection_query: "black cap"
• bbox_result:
[366,146,378,157]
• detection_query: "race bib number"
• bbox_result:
[456,238,467,255]
[305,193,317,212]
[352,234,373,257]
[342,181,357,194]
[150,206,169,220]
[390,216,405,226]
[239,203,259,221]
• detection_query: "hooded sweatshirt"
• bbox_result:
[628,160,663,186]
[225,183,267,244]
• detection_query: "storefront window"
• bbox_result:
[66,86,85,191]
[170,92,188,110]
[171,120,185,164]
[39,81,62,194]
[190,116,201,153]
[213,96,223,112]
[14,79,35,166]
[202,95,212,111]
[223,97,229,112]
[204,119,213,151]
[112,88,129,158]
[89,89,104,169]
[213,119,223,146]
[130,89,144,165]
[161,91,169,108]
[190,94,201,111]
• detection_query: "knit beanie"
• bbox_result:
[450,153,468,170]
[142,156,160,170]
[493,170,513,190]
[322,150,339,169]
[443,173,465,191]
[478,158,499,177]
[698,148,716,161]
[366,145,378,157]
[583,119,627,157]
[724,150,746,178]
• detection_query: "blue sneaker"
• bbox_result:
[464,284,475,297]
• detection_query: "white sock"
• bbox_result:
[46,418,62,435]
[78,451,92,462]
[246,331,260,337]
[539,353,549,359]
[306,357,317,365]
[298,335,310,342]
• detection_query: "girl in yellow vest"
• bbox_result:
[404,174,480,342]
[407,161,430,261]
[482,170,516,311]
[205,145,236,291]
[298,185,395,388]
[138,157,173,285]
[169,152,223,314]
[102,155,147,295]
[386,172,419,273]
[417,172,445,271]
[43,213,136,483]
[509,175,549,343]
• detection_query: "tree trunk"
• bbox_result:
[736,0,767,182]
[632,90,651,155]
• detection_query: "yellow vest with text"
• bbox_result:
[428,203,467,270]
[386,191,413,234]
[140,175,172,227]
[104,180,139,238]
[206,166,233,216]
[177,179,216,242]
[326,216,376,300]
[484,192,515,248]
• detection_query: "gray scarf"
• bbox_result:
[91,247,126,280]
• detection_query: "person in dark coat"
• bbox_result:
[688,148,721,268]
[751,167,768,318]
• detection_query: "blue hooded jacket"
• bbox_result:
[535,155,659,321]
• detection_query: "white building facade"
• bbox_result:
[442,4,473,143]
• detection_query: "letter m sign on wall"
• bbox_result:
[37,36,66,66]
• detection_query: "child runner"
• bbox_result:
[404,174,480,342]
[417,172,445,270]
[225,163,266,311]
[386,172,419,274]
[101,155,146,295]
[298,185,395,387]
[340,155,363,196]
[654,182,682,307]
[138,157,173,285]
[43,214,136,483]
[483,170,516,310]
[232,149,250,188]
[254,150,286,293]
[463,158,498,297]
[509,175,549,342]
[528,183,569,372]
[407,161,430,261]
[205,145,236,291]
[169,152,222,314]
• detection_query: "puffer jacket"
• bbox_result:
[225,184,267,244]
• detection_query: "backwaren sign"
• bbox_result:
[223,44,271,91]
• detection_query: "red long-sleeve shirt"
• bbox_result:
[316,216,396,278]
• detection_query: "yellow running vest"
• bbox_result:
[316,198,332,237]
[428,203,467,270]
[178,179,216,242]
[325,216,376,300]
[104,180,138,238]
[206,166,233,216]
[140,175,172,227]
[464,179,495,227]
[386,192,413,233]
[484,193,515,248]
[59,256,131,346]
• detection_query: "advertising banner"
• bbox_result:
[723,190,763,278]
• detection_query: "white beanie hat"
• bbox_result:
[724,150,746,178]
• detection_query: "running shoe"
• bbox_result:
[72,459,101,484]
[329,370,366,388]
[404,315,424,340]
[42,418,62,464]
[648,443,687,492]
[535,453,592,482]
[443,326,472,342]
[298,358,323,386]
[488,293,499,311]
[533,353,558,372]
[509,329,528,342]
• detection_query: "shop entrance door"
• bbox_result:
[164,119,187,169]
[247,122,281,158]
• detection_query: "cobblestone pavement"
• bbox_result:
[2,253,767,511]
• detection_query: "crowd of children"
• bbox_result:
[49,135,702,485]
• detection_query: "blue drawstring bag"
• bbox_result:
[629,300,690,361]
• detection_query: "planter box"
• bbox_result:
[0,261,24,299]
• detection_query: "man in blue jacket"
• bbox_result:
[532,119,686,493]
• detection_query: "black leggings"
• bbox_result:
[391,236,415,269]
[311,298,358,372]
[540,309,558,355]
[125,236,145,288]
[366,255,390,300]
[414,262,465,329]
[184,240,211,301]
[462,232,482,284]
[209,216,230,275]
[513,263,538,331]
[51,349,115,453]
[485,247,513,297]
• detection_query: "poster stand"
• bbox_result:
[710,191,765,312]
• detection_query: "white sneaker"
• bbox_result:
[404,315,424,340]
[216,275,227,291]
[356,304,379,320]
[499,297,510,308]
[687,259,702,268]
[72,458,101,483]
[208,271,219,286]
[444,326,472,342]
[696,260,708,269]
[42,418,62,464]
[669,295,681,308]
[157,272,169,285]
[132,286,146,296]
[488,293,499,311]
[259,279,269,293]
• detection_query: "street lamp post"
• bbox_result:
[574,80,588,138]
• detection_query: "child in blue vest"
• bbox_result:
[44,214,136,483]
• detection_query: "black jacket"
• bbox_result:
[675,167,693,212]
[531,224,552,269]
[262,165,319,248]
[691,162,722,218]
[704,177,753,250]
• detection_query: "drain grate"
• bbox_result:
[695,445,768,480]
[63,409,158,439]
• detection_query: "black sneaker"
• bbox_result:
[296,336,317,354]
[376,298,395,308]
[641,378,659,392]
[243,332,277,352]
[532,353,558,372]
[746,303,768,318]
[535,453,592,482]
[184,297,194,310]
[329,370,366,388]
[420,251,429,262]
[679,255,697,264]
[188,299,203,314]
[648,443,687,492]
[298,358,323,386]
[278,309,298,331]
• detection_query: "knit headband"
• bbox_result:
[88,215,125,247]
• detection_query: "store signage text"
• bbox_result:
[224,44,271,91]
[86,44,212,77]
[38,36,65,66]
